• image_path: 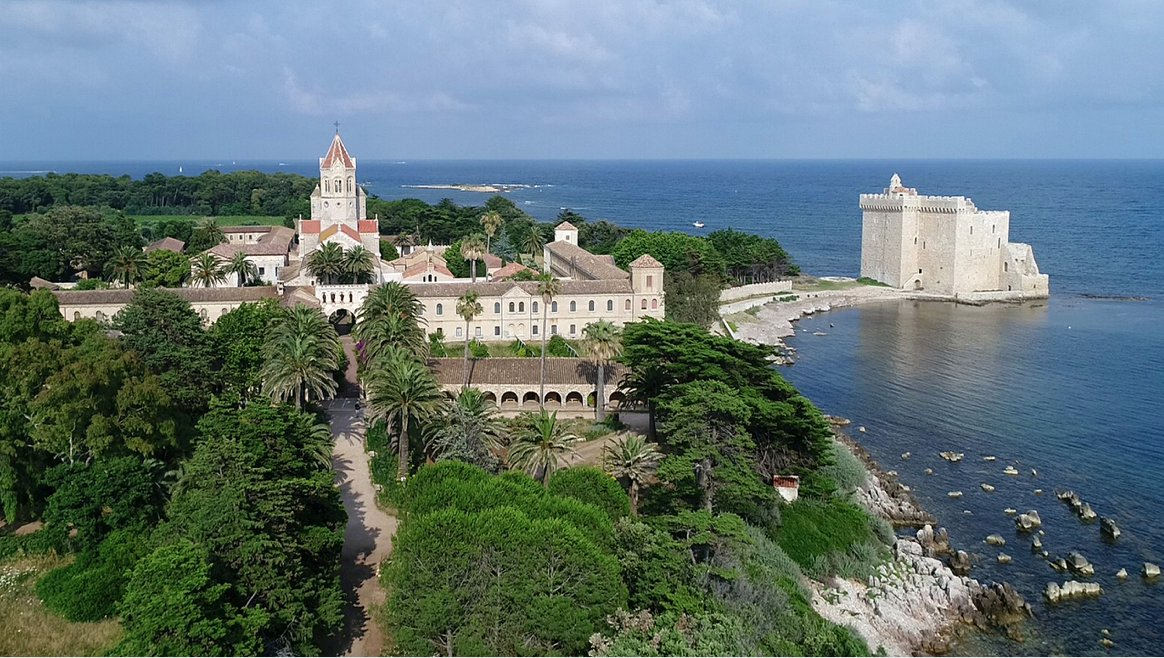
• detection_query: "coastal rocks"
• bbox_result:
[916,524,951,557]
[948,491,963,499]
[1031,536,1043,552]
[1068,551,1095,577]
[1079,502,1098,521]
[1044,580,1103,603]
[981,483,996,492]
[1015,510,1042,532]
[986,534,1006,546]
[1143,563,1160,579]
[983,455,997,462]
[939,451,964,462]
[1058,490,1099,522]
[1116,568,1129,580]
[924,468,934,476]
[825,415,851,426]
[1003,465,1020,476]
[949,550,973,576]
[858,426,867,433]
[901,451,911,460]
[997,553,1013,564]
[1004,508,1017,516]
[836,436,936,527]
[969,581,1033,628]
[1101,517,1121,540]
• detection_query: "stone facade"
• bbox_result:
[429,357,626,418]
[52,287,281,326]
[860,175,1048,297]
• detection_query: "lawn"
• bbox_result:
[0,555,122,656]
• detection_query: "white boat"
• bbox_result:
[693,221,705,228]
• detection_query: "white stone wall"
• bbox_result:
[719,280,793,303]
[58,299,257,326]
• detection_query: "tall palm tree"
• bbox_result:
[365,347,448,480]
[619,363,672,440]
[480,211,503,255]
[193,218,225,248]
[523,227,546,265]
[355,283,428,364]
[343,245,376,284]
[261,305,341,409]
[583,320,622,422]
[508,409,578,485]
[306,242,346,285]
[106,246,146,288]
[427,387,504,470]
[189,252,226,288]
[357,281,425,327]
[603,434,662,515]
[535,273,562,406]
[460,234,487,283]
[455,290,482,387]
[224,251,258,287]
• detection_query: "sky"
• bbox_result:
[1,0,1163,160]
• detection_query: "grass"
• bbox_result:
[776,498,889,580]
[0,555,122,656]
[794,278,862,292]
[856,276,889,287]
[132,214,287,227]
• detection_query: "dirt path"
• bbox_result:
[327,398,396,657]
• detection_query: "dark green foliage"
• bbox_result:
[613,518,705,614]
[384,502,626,656]
[40,457,164,553]
[777,498,889,579]
[612,229,727,276]
[140,249,191,288]
[548,466,631,522]
[36,529,153,622]
[664,269,725,326]
[113,288,217,414]
[209,299,282,403]
[115,540,267,657]
[546,333,575,356]
[706,228,799,281]
[442,239,487,279]
[0,206,120,282]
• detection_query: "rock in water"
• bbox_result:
[981,483,996,492]
[1079,502,1098,521]
[1144,563,1161,579]
[948,491,963,499]
[1068,551,1095,577]
[973,582,1033,626]
[939,451,965,462]
[1101,517,1121,539]
[1045,580,1103,602]
[949,550,973,575]
[1016,510,1042,532]
[901,451,911,460]
[1031,536,1043,552]
[1116,568,1129,580]
[986,534,1006,546]
[1003,465,1019,476]
[858,426,866,433]
[924,468,934,476]
[998,553,1013,564]
[1004,508,1018,515]
[984,455,998,462]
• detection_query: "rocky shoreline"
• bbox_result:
[810,431,1032,656]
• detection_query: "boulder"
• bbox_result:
[949,550,973,576]
[984,455,997,462]
[1016,511,1042,532]
[981,483,996,492]
[948,491,963,499]
[924,468,934,475]
[1034,488,1043,496]
[916,524,935,553]
[940,451,965,462]
[1031,536,1043,552]
[1004,507,1017,515]
[1003,465,1019,476]
[1100,517,1121,540]
[1079,502,1097,521]
[1143,563,1160,579]
[858,426,866,433]
[901,451,911,460]
[986,534,1006,546]
[973,582,1032,626]
[1116,568,1129,580]
[1068,551,1095,577]
[998,553,1013,564]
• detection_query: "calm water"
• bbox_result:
[4,158,1163,654]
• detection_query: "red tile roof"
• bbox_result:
[358,219,378,234]
[490,262,531,280]
[145,237,185,253]
[629,254,664,268]
[321,133,354,169]
[300,219,321,233]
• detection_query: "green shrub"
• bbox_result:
[777,498,887,579]
[816,442,867,498]
[37,529,151,621]
[857,276,889,287]
[546,334,575,357]
[548,467,631,522]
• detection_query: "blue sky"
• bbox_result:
[2,0,1162,160]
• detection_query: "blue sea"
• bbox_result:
[4,158,1162,655]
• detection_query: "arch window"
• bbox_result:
[199,308,208,321]
[588,300,595,312]
[324,179,330,193]
[436,303,444,315]
[494,302,501,314]
[73,311,80,321]
[551,301,558,313]
[509,301,515,313]
[532,301,539,313]
[641,299,647,310]
[651,298,658,309]
[348,177,354,192]
[519,302,525,312]
[334,178,342,193]
[607,299,613,311]
[625,299,631,311]
[569,300,576,312]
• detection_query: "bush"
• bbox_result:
[37,529,152,621]
[548,467,631,522]
[777,498,888,579]
[816,442,867,499]
[546,334,575,357]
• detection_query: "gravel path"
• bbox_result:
[327,399,397,657]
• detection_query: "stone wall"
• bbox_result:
[719,280,793,303]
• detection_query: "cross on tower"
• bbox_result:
[333,120,340,134]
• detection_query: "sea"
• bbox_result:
[3,158,1162,655]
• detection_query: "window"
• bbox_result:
[646,275,653,290]
[651,298,658,309]
[509,302,515,313]
[532,325,539,335]
[970,226,973,235]
[997,238,1001,249]
[436,303,443,315]
[494,325,501,336]
[625,299,631,311]
[348,177,354,192]
[519,302,525,312]
[551,301,558,313]
[475,327,482,337]
[569,301,576,312]
[551,324,558,335]
[324,179,330,193]
[73,311,80,321]
[588,300,595,312]
[532,301,539,313]
[258,267,266,276]
[641,299,647,310]
[456,327,462,337]
[606,299,613,311]
[914,236,917,245]
[335,178,342,193]
[570,324,576,335]
[494,302,501,313]
[1004,262,1008,272]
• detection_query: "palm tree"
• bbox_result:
[365,347,448,480]
[603,434,662,515]
[427,387,504,470]
[192,218,225,248]
[224,251,258,287]
[455,290,482,387]
[343,245,376,284]
[306,242,346,285]
[522,227,546,265]
[189,252,226,288]
[355,282,428,364]
[480,211,503,255]
[261,305,341,409]
[583,320,622,422]
[460,234,487,283]
[105,246,146,288]
[619,363,672,440]
[508,409,578,485]
[535,273,562,406]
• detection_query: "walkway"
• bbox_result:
[327,398,396,657]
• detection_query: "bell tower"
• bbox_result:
[310,130,365,225]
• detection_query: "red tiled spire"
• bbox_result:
[321,133,354,169]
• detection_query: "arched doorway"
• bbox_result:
[329,308,355,336]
